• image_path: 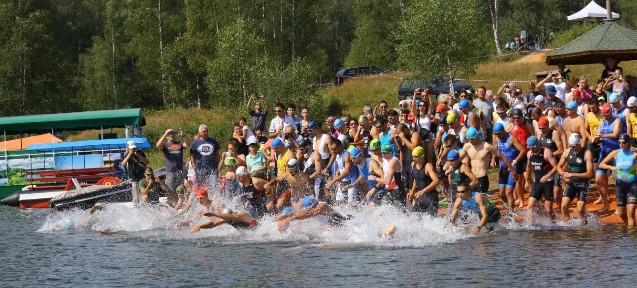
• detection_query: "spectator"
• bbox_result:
[601,58,622,79]
[268,103,296,139]
[190,124,221,188]
[156,128,189,204]
[122,140,149,182]
[247,92,268,131]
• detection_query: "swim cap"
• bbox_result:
[493,123,504,133]
[222,208,233,214]
[297,137,311,148]
[380,143,393,154]
[272,138,283,148]
[307,120,318,130]
[465,127,478,139]
[350,148,362,158]
[510,108,523,117]
[224,156,237,166]
[303,196,318,208]
[566,101,578,110]
[459,99,470,109]
[412,146,425,157]
[196,188,207,198]
[609,92,620,103]
[538,116,549,127]
[284,139,295,149]
[280,207,293,215]
[358,115,368,124]
[446,112,458,123]
[415,100,421,105]
[62,219,74,230]
[534,95,545,103]
[447,149,459,161]
[600,103,612,115]
[620,133,631,143]
[325,116,335,124]
[334,119,344,128]
[436,103,446,112]
[545,85,557,95]
[337,134,349,143]
[568,133,581,146]
[628,96,637,108]
[369,139,381,151]
[287,158,299,169]
[236,166,248,176]
[526,136,538,147]
[572,89,581,98]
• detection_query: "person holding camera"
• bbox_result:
[138,167,170,205]
[247,92,268,131]
[603,68,629,102]
[537,72,569,102]
[156,128,189,205]
[122,140,149,182]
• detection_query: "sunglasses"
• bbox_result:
[275,109,283,112]
[419,104,426,107]
[619,141,629,144]
[497,111,506,114]
[380,105,387,108]
[145,173,154,176]
[375,125,383,129]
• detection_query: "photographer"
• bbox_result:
[138,167,169,205]
[122,140,149,182]
[156,128,189,205]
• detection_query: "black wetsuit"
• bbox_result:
[410,163,438,216]
[564,149,589,201]
[529,151,554,201]
[229,219,259,230]
[449,166,470,204]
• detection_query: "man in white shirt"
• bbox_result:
[536,72,569,102]
[268,103,296,139]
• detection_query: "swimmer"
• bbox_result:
[407,146,439,216]
[449,184,501,234]
[556,133,594,225]
[190,207,259,233]
[275,196,350,231]
[265,158,313,212]
[493,122,527,210]
[524,136,558,224]
[598,133,637,226]
[326,138,358,205]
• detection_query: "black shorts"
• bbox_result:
[587,143,601,163]
[477,176,489,194]
[632,139,637,149]
[616,181,637,207]
[412,190,439,217]
[563,181,589,202]
[554,173,562,187]
[498,168,515,188]
[371,188,406,207]
[530,180,554,201]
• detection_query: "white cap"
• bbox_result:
[126,140,136,149]
[337,134,349,143]
[568,133,581,146]
[534,95,545,103]
[287,158,299,169]
[628,96,637,108]
[236,166,248,176]
[247,137,258,146]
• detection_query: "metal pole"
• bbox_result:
[131,181,139,207]
[3,131,7,186]
[606,0,611,20]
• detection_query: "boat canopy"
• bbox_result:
[0,108,145,135]
[25,138,151,152]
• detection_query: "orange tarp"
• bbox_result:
[1,133,62,151]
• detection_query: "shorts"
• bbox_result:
[563,181,589,202]
[554,173,562,187]
[165,171,184,195]
[595,150,612,174]
[516,157,526,174]
[498,168,515,188]
[587,143,601,164]
[484,209,501,229]
[530,181,554,201]
[477,176,489,194]
[370,188,406,207]
[411,190,439,217]
[615,181,637,207]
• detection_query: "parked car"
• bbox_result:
[335,66,382,85]
[397,76,473,100]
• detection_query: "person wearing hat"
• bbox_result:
[493,122,527,210]
[191,206,260,234]
[349,148,382,202]
[458,99,484,136]
[264,158,313,212]
[626,97,637,147]
[295,137,315,175]
[561,101,587,150]
[220,156,242,198]
[406,146,440,216]
[274,196,350,231]
[446,149,478,204]
[570,89,589,117]
[536,115,566,204]
[524,135,559,224]
[556,133,594,225]
[608,92,629,134]
[592,103,621,212]
[368,143,404,207]
[246,138,268,179]
[333,118,347,138]
[156,128,189,204]
[537,72,569,102]
[371,115,397,157]
[327,138,358,205]
[461,127,516,195]
[353,115,373,158]
[598,133,637,226]
[122,140,150,183]
[235,166,268,219]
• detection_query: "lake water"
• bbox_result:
[1,204,636,287]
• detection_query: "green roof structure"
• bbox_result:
[0,108,145,134]
[546,20,637,65]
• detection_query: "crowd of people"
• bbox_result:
[111,58,637,236]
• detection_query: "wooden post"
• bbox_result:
[606,0,611,20]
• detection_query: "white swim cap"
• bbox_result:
[568,133,581,146]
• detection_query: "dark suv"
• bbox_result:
[397,76,473,100]
[335,66,382,85]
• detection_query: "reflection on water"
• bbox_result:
[1,205,636,286]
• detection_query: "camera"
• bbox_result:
[284,133,292,140]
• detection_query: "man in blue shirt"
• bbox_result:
[190,124,221,188]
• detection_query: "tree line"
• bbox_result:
[0,0,635,116]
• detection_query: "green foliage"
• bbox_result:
[550,22,598,49]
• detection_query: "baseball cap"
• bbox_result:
[334,119,344,128]
[493,123,505,133]
[350,148,362,158]
[465,127,478,139]
[247,138,258,146]
[369,139,381,151]
[546,85,557,95]
[526,136,538,147]
[307,120,318,130]
[447,149,460,161]
[272,138,283,148]
[459,99,470,109]
[412,146,425,157]
[566,101,578,110]
[538,116,549,127]
[568,133,582,146]
[436,103,446,112]
[620,133,631,143]
[280,207,293,215]
[126,140,136,149]
[446,112,458,123]
[600,103,612,115]
[380,143,392,154]
[236,166,248,176]
[534,95,545,103]
[628,96,637,108]
[609,92,620,103]
[297,138,311,148]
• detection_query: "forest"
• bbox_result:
[0,0,636,116]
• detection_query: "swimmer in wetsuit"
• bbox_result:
[274,196,350,231]
[449,184,501,234]
[190,207,259,233]
[556,133,594,225]
[598,133,637,226]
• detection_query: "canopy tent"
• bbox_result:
[0,133,62,151]
[25,138,151,152]
[567,1,619,21]
[546,20,637,65]
[0,108,145,135]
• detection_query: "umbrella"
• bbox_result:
[546,20,637,65]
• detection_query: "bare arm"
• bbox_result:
[597,150,618,171]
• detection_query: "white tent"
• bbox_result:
[567,0,619,21]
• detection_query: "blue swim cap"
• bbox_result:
[609,92,620,103]
[459,99,470,109]
[527,136,538,147]
[281,207,293,215]
[307,120,318,130]
[447,149,460,161]
[350,147,362,158]
[303,196,318,208]
[566,100,578,110]
[415,100,421,105]
[334,119,344,128]
[465,127,478,139]
[493,123,504,133]
[272,138,283,148]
